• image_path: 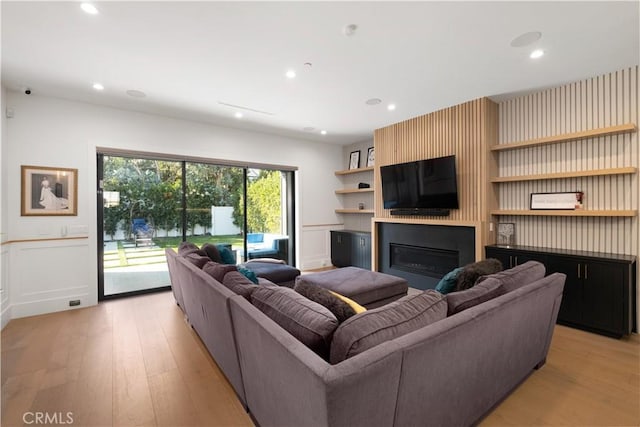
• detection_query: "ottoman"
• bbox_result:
[242,260,301,288]
[296,267,408,309]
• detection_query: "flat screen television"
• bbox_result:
[380,155,459,210]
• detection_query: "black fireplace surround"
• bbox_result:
[378,223,475,290]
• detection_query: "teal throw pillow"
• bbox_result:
[237,266,259,284]
[435,267,463,294]
[216,245,236,265]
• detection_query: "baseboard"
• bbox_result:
[10,293,93,319]
[1,304,11,330]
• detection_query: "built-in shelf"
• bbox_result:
[490,167,637,183]
[491,209,637,217]
[335,209,375,214]
[491,123,637,152]
[334,166,374,176]
[335,188,374,194]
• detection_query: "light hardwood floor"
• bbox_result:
[2,291,638,426]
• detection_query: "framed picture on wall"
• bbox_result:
[366,147,375,167]
[21,165,78,216]
[349,150,361,170]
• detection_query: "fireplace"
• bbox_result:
[378,223,475,290]
[390,244,459,279]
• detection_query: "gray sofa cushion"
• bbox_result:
[478,260,546,293]
[200,243,223,263]
[202,261,237,282]
[294,281,356,323]
[251,286,338,359]
[184,253,210,268]
[446,277,506,316]
[330,290,446,364]
[178,241,201,256]
[222,271,259,300]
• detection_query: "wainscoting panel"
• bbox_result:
[299,224,342,270]
[497,66,639,255]
[1,247,10,329]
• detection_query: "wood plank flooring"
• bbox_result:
[2,291,638,426]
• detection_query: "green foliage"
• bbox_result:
[246,170,282,233]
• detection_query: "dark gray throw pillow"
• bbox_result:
[251,286,338,359]
[178,241,200,256]
[201,243,223,263]
[294,281,356,323]
[184,252,210,269]
[222,271,259,300]
[202,261,237,282]
[456,258,503,291]
[330,290,446,364]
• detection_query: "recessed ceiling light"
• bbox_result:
[320,130,327,135]
[234,112,243,119]
[365,98,381,106]
[285,70,296,79]
[80,3,99,15]
[92,83,104,91]
[530,49,545,59]
[510,31,542,48]
[126,89,146,98]
[387,104,396,111]
[343,24,358,36]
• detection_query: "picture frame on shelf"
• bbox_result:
[349,150,361,170]
[497,223,515,246]
[21,165,78,216]
[366,147,375,167]
[530,191,583,210]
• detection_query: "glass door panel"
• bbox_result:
[101,156,182,297]
[185,163,245,263]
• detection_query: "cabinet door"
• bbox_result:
[485,247,513,269]
[547,256,583,325]
[330,232,352,267]
[512,251,547,267]
[581,261,625,335]
[352,233,371,270]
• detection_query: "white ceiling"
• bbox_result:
[2,1,638,145]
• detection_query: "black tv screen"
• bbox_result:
[381,155,459,209]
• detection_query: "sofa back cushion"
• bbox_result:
[251,286,338,359]
[294,281,356,323]
[478,260,546,293]
[202,261,237,282]
[330,290,446,364]
[178,241,201,256]
[222,271,259,300]
[446,277,506,316]
[184,253,210,269]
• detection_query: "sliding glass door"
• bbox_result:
[98,153,296,300]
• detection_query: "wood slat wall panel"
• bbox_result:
[374,98,496,225]
[497,66,638,255]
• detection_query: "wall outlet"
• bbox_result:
[69,300,80,307]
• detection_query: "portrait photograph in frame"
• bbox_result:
[349,150,361,170]
[366,146,375,167]
[21,165,78,216]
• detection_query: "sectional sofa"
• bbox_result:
[166,248,565,426]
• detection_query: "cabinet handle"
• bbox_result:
[577,263,581,279]
[584,264,588,279]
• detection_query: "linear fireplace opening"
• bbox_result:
[390,244,459,279]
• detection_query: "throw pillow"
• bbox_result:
[294,281,356,323]
[216,245,237,265]
[477,260,546,293]
[222,271,259,300]
[446,277,506,316]
[201,243,223,263]
[328,291,366,314]
[435,267,464,294]
[251,286,339,360]
[202,261,237,282]
[183,253,210,269]
[330,290,447,364]
[178,241,201,256]
[237,265,259,284]
[455,258,503,291]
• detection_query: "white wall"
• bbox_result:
[1,85,10,328]
[3,90,343,321]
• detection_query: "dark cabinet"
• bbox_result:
[331,230,371,270]
[486,245,636,338]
